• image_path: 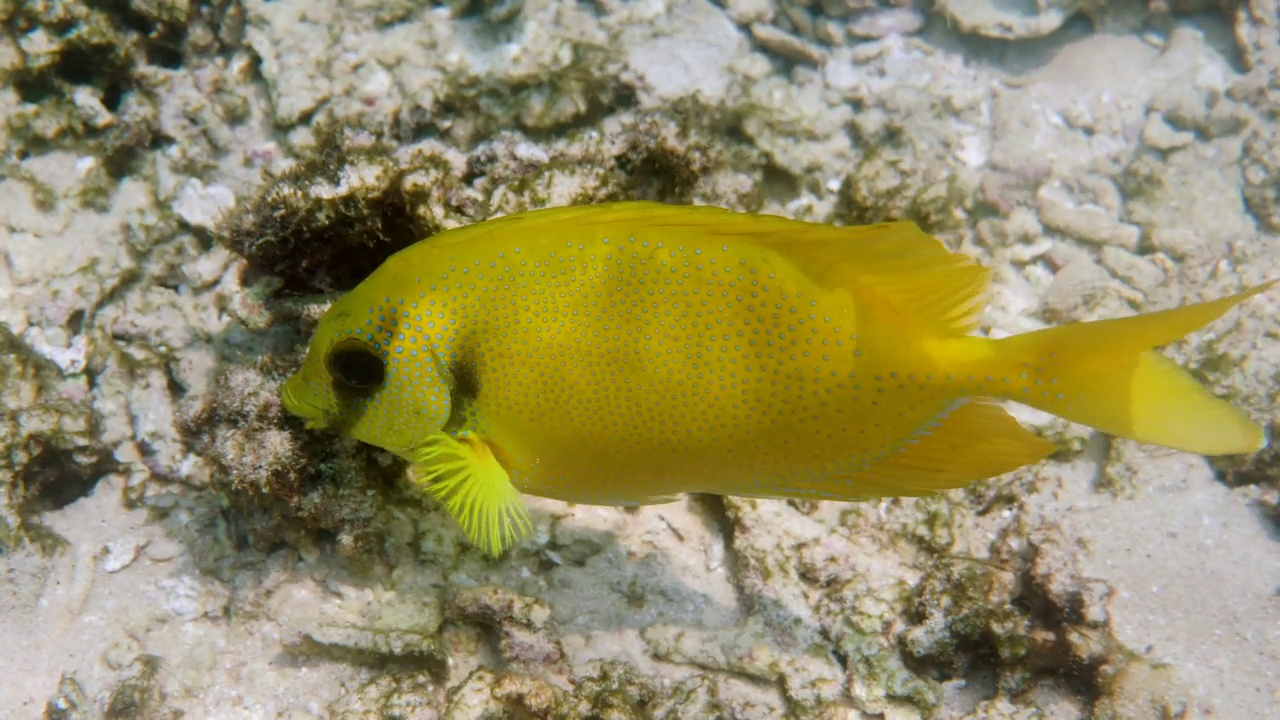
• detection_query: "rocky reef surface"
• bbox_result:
[1,0,1277,717]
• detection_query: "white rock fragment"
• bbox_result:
[723,0,775,25]
[822,55,862,95]
[22,327,90,375]
[847,8,925,39]
[954,131,988,168]
[310,163,388,200]
[511,141,550,165]
[933,0,1078,40]
[750,23,826,66]
[101,537,149,574]
[71,87,116,129]
[172,179,237,232]
[180,245,235,290]
[74,156,98,177]
[153,576,231,620]
[1010,237,1054,264]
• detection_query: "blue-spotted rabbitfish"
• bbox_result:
[281,202,1272,555]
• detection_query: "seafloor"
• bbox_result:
[1,1,1278,718]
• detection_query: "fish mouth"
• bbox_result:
[280,377,330,429]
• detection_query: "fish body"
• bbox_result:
[282,202,1271,555]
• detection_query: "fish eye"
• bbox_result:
[327,339,385,393]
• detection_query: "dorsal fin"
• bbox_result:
[681,208,991,335]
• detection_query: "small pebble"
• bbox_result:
[145,536,184,562]
[848,8,925,39]
[1141,113,1195,151]
[102,537,149,574]
[1100,246,1165,292]
[819,0,874,19]
[723,0,776,25]
[750,23,827,66]
[1148,227,1202,259]
[172,179,237,232]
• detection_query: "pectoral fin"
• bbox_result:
[409,432,532,557]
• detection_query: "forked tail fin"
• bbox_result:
[987,284,1273,455]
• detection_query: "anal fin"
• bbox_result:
[409,432,532,556]
[758,400,1056,501]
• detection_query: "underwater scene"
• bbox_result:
[1,0,1277,718]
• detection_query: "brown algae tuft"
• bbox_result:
[217,122,469,295]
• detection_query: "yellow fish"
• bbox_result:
[281,203,1271,555]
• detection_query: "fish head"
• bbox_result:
[281,290,454,457]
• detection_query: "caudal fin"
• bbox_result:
[989,284,1272,455]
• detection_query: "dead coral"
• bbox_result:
[899,523,1173,716]
[1234,0,1280,71]
[445,585,565,665]
[327,673,443,718]
[473,111,766,212]
[288,611,449,675]
[836,145,971,232]
[0,0,223,163]
[443,662,733,719]
[0,324,115,554]
[0,0,250,201]
[1242,123,1280,232]
[597,111,755,206]
[432,44,626,145]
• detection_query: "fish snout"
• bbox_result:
[280,375,329,428]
